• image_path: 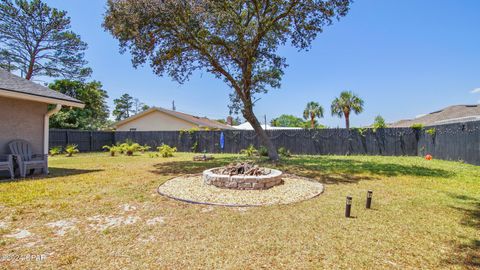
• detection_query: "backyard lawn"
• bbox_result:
[0,153,479,269]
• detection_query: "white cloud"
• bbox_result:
[471,88,480,94]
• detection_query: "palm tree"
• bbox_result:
[303,102,324,129]
[331,91,364,129]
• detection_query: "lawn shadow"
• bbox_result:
[274,156,454,184]
[151,156,240,176]
[443,192,480,268]
[0,167,102,183]
[151,155,453,185]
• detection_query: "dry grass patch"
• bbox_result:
[0,153,478,269]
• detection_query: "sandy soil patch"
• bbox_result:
[158,174,324,206]
[5,229,32,239]
[87,215,140,231]
[46,219,78,236]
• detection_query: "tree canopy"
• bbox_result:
[372,115,387,130]
[0,0,91,80]
[271,114,304,127]
[49,80,110,130]
[113,93,150,121]
[104,0,352,160]
[303,102,324,129]
[331,91,364,129]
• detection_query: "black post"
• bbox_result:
[366,190,373,209]
[345,196,352,218]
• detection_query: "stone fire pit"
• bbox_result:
[203,163,283,190]
[157,163,324,206]
[203,166,283,190]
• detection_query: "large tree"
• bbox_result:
[113,93,134,121]
[331,91,364,129]
[49,80,110,130]
[303,102,324,129]
[104,0,352,160]
[271,114,303,127]
[0,0,91,80]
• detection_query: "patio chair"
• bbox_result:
[8,140,48,178]
[0,154,14,179]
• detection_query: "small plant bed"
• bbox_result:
[157,173,324,206]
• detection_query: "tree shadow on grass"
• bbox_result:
[272,157,454,184]
[443,193,480,268]
[151,155,454,185]
[0,167,102,183]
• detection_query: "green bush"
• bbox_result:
[119,140,142,156]
[278,147,291,158]
[49,146,62,156]
[140,144,151,153]
[102,144,122,156]
[410,123,424,131]
[240,144,258,157]
[258,146,269,157]
[426,128,436,136]
[157,144,177,157]
[65,144,79,157]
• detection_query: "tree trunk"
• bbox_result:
[242,106,279,161]
[25,57,35,80]
[345,112,350,129]
[310,116,315,129]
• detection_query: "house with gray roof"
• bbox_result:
[0,69,84,175]
[390,105,480,127]
[114,107,235,131]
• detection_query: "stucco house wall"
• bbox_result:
[116,110,198,131]
[0,96,47,154]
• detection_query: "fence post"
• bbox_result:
[90,131,94,152]
[66,130,70,146]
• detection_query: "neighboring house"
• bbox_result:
[390,105,480,127]
[114,107,235,131]
[233,122,302,130]
[0,69,84,157]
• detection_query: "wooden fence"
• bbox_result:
[50,120,480,165]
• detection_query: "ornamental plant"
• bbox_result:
[65,144,79,157]
[157,144,177,158]
[240,145,258,157]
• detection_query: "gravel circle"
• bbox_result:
[157,174,324,207]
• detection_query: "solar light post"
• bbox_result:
[345,196,352,218]
[366,190,373,209]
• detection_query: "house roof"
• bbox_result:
[0,69,84,108]
[390,105,480,127]
[114,107,236,130]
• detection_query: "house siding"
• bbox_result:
[0,96,47,154]
[116,110,199,131]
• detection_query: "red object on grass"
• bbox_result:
[425,154,433,160]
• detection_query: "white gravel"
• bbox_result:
[158,174,324,206]
[5,229,32,239]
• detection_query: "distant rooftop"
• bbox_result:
[390,105,480,127]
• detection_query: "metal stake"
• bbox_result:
[366,190,373,209]
[345,196,352,217]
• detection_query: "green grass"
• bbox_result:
[0,153,479,269]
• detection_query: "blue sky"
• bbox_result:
[42,0,480,127]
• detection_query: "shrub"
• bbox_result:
[191,141,198,153]
[49,146,62,156]
[103,144,121,156]
[240,144,258,157]
[119,140,142,156]
[278,147,291,158]
[140,144,151,153]
[258,146,269,157]
[372,115,387,131]
[426,128,436,136]
[65,144,79,157]
[157,144,177,157]
[410,123,424,131]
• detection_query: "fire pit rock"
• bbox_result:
[203,166,283,190]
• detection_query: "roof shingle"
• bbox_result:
[0,69,83,105]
